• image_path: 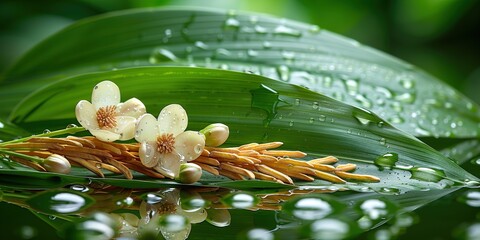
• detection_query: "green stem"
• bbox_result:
[0,126,86,145]
[0,149,44,163]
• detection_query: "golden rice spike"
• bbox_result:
[243,142,283,151]
[3,142,63,150]
[278,158,314,168]
[218,168,245,180]
[201,148,210,157]
[196,162,220,176]
[238,143,259,150]
[122,144,139,152]
[86,140,122,155]
[238,150,261,157]
[122,162,165,178]
[284,172,315,182]
[310,163,336,172]
[205,147,240,154]
[10,156,47,172]
[50,149,102,162]
[335,163,357,172]
[260,150,307,158]
[66,136,96,148]
[16,151,52,158]
[312,169,346,183]
[256,164,293,184]
[194,156,221,166]
[334,171,380,182]
[67,156,104,177]
[121,150,137,159]
[209,151,238,160]
[252,171,278,182]
[62,145,113,158]
[216,156,255,165]
[27,137,83,147]
[105,158,132,179]
[309,156,338,165]
[220,163,255,179]
[257,154,278,163]
[237,155,261,164]
[100,163,122,174]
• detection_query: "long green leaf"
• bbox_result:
[5,66,477,192]
[2,8,478,138]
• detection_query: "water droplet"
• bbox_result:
[388,115,405,124]
[375,153,398,170]
[319,115,326,122]
[309,25,320,33]
[410,167,446,182]
[352,108,376,126]
[250,84,282,126]
[26,190,93,214]
[282,51,295,61]
[458,191,480,207]
[294,99,300,106]
[399,78,414,89]
[222,193,258,209]
[159,214,188,232]
[312,102,319,110]
[95,163,102,169]
[344,79,359,95]
[224,17,240,29]
[247,49,259,57]
[194,144,203,154]
[377,187,401,195]
[414,127,431,136]
[66,124,78,129]
[309,118,315,123]
[283,196,344,221]
[49,215,57,220]
[355,94,372,108]
[276,65,290,81]
[194,41,208,50]
[70,184,89,193]
[377,122,384,128]
[375,87,393,99]
[309,218,351,239]
[357,199,397,220]
[146,193,163,204]
[395,92,416,104]
[379,138,387,146]
[149,48,177,63]
[289,121,294,127]
[254,25,267,34]
[43,129,51,134]
[263,41,272,49]
[245,228,274,240]
[273,25,301,37]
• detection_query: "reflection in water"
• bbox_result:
[0,183,476,239]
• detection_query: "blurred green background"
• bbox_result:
[1,0,479,104]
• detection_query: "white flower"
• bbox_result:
[135,104,205,179]
[76,80,146,142]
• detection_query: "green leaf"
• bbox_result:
[5,66,477,192]
[2,8,478,138]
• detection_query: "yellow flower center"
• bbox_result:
[96,105,117,129]
[157,133,175,154]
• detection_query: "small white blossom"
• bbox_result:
[135,104,205,179]
[76,80,146,142]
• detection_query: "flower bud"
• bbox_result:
[176,163,202,184]
[42,154,71,174]
[199,123,229,147]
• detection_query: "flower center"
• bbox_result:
[96,105,117,129]
[157,133,175,154]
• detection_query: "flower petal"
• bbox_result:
[157,104,188,136]
[116,98,146,118]
[139,141,160,168]
[135,114,159,142]
[75,100,99,130]
[91,80,121,110]
[154,152,182,179]
[90,129,121,142]
[115,116,137,140]
[179,208,207,224]
[174,131,205,161]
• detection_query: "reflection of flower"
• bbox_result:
[76,80,146,142]
[135,104,205,178]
